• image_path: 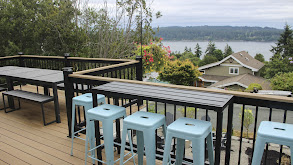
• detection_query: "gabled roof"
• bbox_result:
[198,51,264,72]
[209,73,271,90]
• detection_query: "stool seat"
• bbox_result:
[257,121,293,145]
[167,117,212,138]
[73,93,105,105]
[124,111,165,128]
[88,104,126,120]
[252,121,293,165]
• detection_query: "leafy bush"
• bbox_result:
[245,83,262,91]
[159,60,202,86]
[271,72,293,92]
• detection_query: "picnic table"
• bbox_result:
[0,66,64,123]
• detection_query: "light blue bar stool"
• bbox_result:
[70,93,105,156]
[120,111,167,165]
[85,104,136,165]
[252,121,293,165]
[162,117,214,165]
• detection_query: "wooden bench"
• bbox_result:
[2,90,56,126]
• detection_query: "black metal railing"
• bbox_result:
[0,54,132,72]
[63,62,293,165]
[1,54,292,165]
[0,55,19,67]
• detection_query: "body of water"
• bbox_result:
[162,41,276,61]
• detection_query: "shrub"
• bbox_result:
[239,109,254,138]
[134,40,173,73]
[159,60,202,86]
[245,83,262,92]
[271,72,293,92]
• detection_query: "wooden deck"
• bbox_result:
[0,85,161,165]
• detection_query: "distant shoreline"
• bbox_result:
[155,26,282,42]
[162,41,275,61]
[162,40,277,43]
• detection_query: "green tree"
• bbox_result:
[179,51,201,66]
[205,41,216,56]
[184,46,189,52]
[239,109,254,138]
[159,60,202,86]
[199,55,218,66]
[254,53,265,62]
[194,43,202,58]
[223,44,233,58]
[0,0,161,58]
[271,24,293,59]
[213,49,224,61]
[265,24,293,78]
[271,72,293,92]
[0,0,87,56]
[264,53,288,78]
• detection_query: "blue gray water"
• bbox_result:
[162,41,276,61]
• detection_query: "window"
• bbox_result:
[229,67,239,75]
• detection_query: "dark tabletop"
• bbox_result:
[93,82,233,110]
[0,66,63,83]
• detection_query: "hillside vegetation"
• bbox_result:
[155,26,282,41]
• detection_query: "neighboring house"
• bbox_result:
[197,51,271,90]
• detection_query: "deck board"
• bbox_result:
[0,146,31,165]
[0,85,161,165]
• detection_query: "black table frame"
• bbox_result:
[92,81,234,165]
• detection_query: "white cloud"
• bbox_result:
[86,0,293,29]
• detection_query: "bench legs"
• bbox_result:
[2,93,21,113]
[41,103,57,126]
[2,93,56,126]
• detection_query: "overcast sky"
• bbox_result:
[88,0,293,29]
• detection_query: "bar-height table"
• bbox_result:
[92,81,234,165]
[0,66,64,123]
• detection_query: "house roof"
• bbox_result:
[209,73,271,90]
[199,75,229,83]
[198,51,264,72]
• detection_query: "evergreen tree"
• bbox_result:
[194,43,202,58]
[271,24,293,59]
[265,53,288,78]
[213,49,224,61]
[184,46,189,52]
[205,41,216,56]
[199,55,218,66]
[188,47,192,52]
[223,44,234,58]
[254,53,265,62]
[265,24,293,78]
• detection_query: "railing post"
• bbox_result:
[62,67,74,137]
[64,53,70,68]
[136,56,143,106]
[135,56,143,81]
[18,52,24,67]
